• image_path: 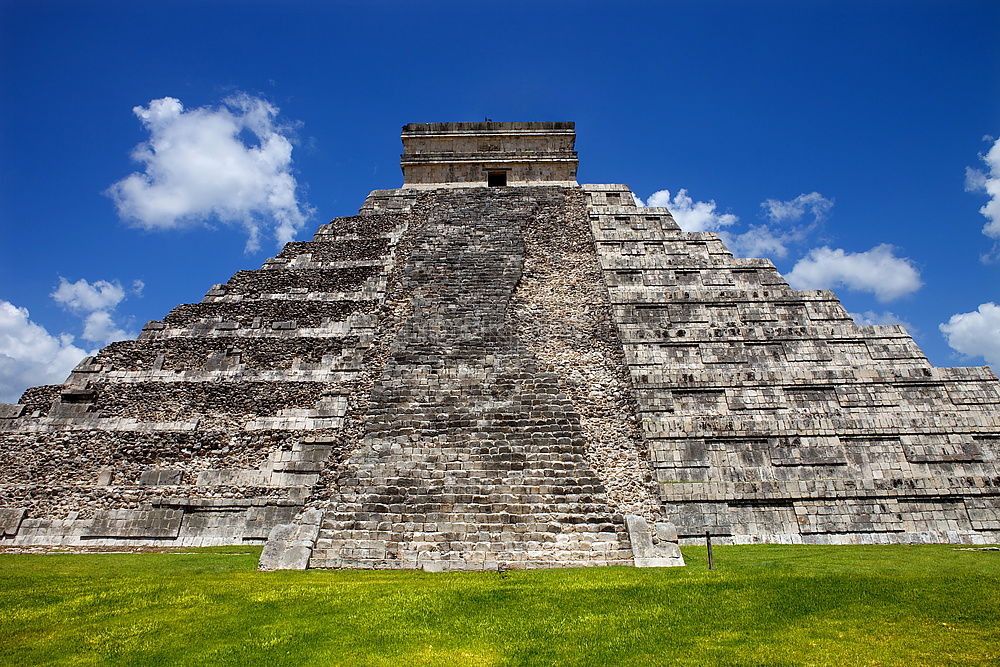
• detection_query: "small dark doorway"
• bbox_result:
[487,170,507,187]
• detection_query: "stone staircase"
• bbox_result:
[304,188,646,570]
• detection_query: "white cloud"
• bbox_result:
[131,279,145,297]
[719,191,835,258]
[939,302,1000,367]
[106,94,310,252]
[643,188,737,232]
[50,277,135,345]
[965,165,988,192]
[637,188,833,259]
[761,192,834,223]
[51,277,125,313]
[965,136,1000,240]
[82,311,130,345]
[785,244,922,302]
[850,310,917,336]
[0,300,89,403]
[722,225,798,258]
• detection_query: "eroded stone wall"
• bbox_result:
[0,201,417,547]
[584,183,1000,545]
[309,187,635,570]
[511,189,661,521]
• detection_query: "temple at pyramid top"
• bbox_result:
[400,121,578,188]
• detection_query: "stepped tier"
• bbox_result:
[583,184,1000,544]
[0,205,413,547]
[3,120,997,564]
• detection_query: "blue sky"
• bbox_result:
[1,0,999,401]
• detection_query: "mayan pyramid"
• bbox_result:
[2,121,998,571]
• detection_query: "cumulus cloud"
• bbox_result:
[722,224,815,259]
[0,301,89,403]
[50,277,134,345]
[785,244,922,302]
[761,192,834,223]
[643,189,738,232]
[637,188,833,259]
[722,226,789,258]
[51,277,125,313]
[965,136,1000,241]
[82,311,130,345]
[939,302,1000,367]
[718,191,835,258]
[850,310,917,336]
[106,94,310,252]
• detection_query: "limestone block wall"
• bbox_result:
[401,162,579,189]
[401,133,576,156]
[0,201,418,547]
[400,121,578,188]
[584,184,1000,545]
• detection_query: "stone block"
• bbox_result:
[625,514,684,567]
[665,502,733,537]
[0,508,26,537]
[793,499,904,534]
[769,436,846,466]
[964,497,1000,530]
[138,469,183,486]
[0,404,25,419]
[84,509,183,539]
[244,505,299,540]
[901,435,981,463]
[259,510,324,570]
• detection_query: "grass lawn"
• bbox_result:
[1,544,998,666]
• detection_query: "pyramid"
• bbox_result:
[2,122,998,571]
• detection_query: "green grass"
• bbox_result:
[1,544,998,666]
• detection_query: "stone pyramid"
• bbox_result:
[2,122,997,571]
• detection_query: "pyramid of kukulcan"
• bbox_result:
[1,121,997,571]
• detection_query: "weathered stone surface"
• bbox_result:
[401,122,578,189]
[625,514,684,567]
[83,508,183,539]
[0,204,411,548]
[511,189,662,522]
[584,183,1000,545]
[259,509,324,570]
[1,121,997,564]
[0,508,25,536]
[308,188,635,570]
